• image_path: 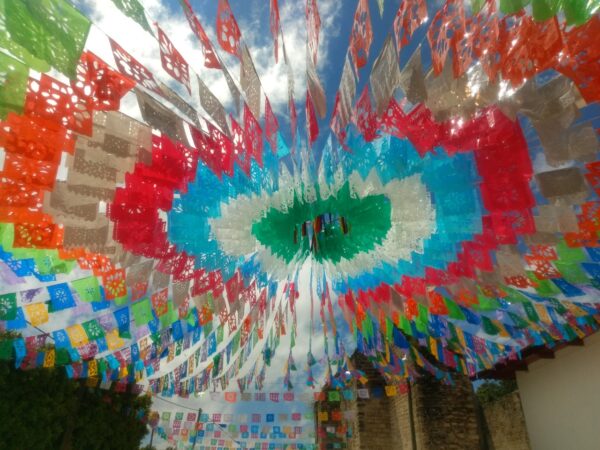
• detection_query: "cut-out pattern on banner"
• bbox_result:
[0,5,599,449]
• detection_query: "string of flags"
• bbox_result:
[0,4,599,450]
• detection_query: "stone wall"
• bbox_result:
[348,353,400,450]
[388,384,416,450]
[482,392,531,450]
[412,374,484,450]
[316,353,532,450]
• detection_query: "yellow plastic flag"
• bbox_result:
[318,411,328,422]
[66,324,89,347]
[88,360,98,377]
[105,329,125,350]
[456,326,467,349]
[24,303,49,326]
[429,337,439,360]
[385,385,397,397]
[495,320,510,338]
[43,349,55,368]
[533,303,552,324]
[414,351,424,367]
[565,301,587,317]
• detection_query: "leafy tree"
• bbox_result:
[0,359,150,450]
[476,379,518,404]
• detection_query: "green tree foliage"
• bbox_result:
[476,379,518,404]
[0,360,151,450]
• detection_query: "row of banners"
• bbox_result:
[0,8,600,450]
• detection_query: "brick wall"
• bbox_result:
[482,392,531,450]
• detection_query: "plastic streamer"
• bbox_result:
[0,4,599,449]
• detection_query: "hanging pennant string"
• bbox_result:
[0,0,295,382]
[173,272,288,388]
[64,1,233,140]
[151,394,246,447]
[188,0,293,133]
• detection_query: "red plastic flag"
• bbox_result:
[109,38,162,95]
[349,0,373,72]
[230,115,250,175]
[306,0,321,65]
[331,92,349,150]
[270,0,281,63]
[71,51,135,111]
[180,0,221,69]
[305,90,319,147]
[393,0,428,52]
[190,122,234,178]
[25,74,93,136]
[244,103,263,167]
[427,0,465,75]
[557,15,600,103]
[216,0,242,58]
[156,24,191,93]
[353,87,379,143]
[264,97,279,154]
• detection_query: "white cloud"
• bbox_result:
[75,0,341,123]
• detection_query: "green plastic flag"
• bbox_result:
[0,339,13,360]
[546,297,568,315]
[0,223,14,250]
[132,297,153,326]
[470,0,486,13]
[71,276,101,303]
[531,277,561,296]
[110,0,153,34]
[216,324,225,345]
[508,311,530,329]
[522,302,540,323]
[0,0,50,72]
[500,0,531,14]
[385,317,394,343]
[203,320,213,337]
[475,294,500,311]
[531,0,561,20]
[563,0,600,25]
[556,239,586,263]
[185,308,197,327]
[0,52,28,119]
[4,0,91,78]
[157,300,178,328]
[0,293,17,320]
[554,261,589,285]
[415,304,428,334]
[400,315,413,336]
[481,316,501,335]
[444,298,467,321]
[55,348,70,366]
[327,390,341,402]
[82,319,105,341]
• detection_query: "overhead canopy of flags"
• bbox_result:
[0,1,599,447]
